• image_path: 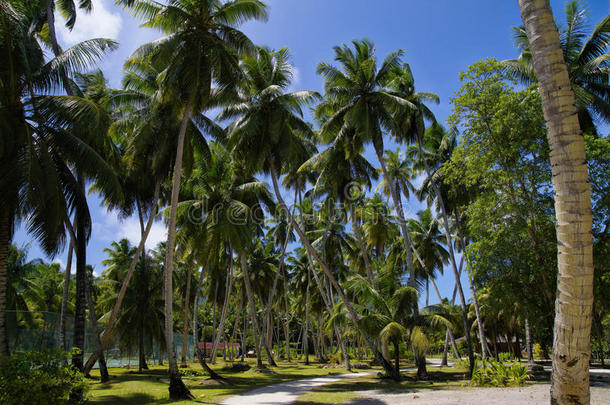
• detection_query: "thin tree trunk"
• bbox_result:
[240,252,264,368]
[430,277,459,364]
[0,212,8,356]
[192,266,224,380]
[349,201,375,285]
[519,1,594,403]
[270,159,397,379]
[180,268,191,367]
[525,318,535,366]
[84,181,161,374]
[162,99,194,399]
[210,251,234,364]
[59,238,74,352]
[138,328,148,372]
[85,271,109,382]
[281,264,291,362]
[304,269,310,365]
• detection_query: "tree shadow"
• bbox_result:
[91,393,158,404]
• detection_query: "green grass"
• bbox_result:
[87,359,358,404]
[294,365,470,405]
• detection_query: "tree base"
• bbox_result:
[168,372,194,400]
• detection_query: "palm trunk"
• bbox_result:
[519,1,594,403]
[281,265,291,362]
[192,266,224,379]
[210,251,234,364]
[163,100,194,399]
[430,277,459,365]
[349,201,375,285]
[85,272,109,382]
[304,269,310,365]
[72,173,87,371]
[525,318,535,367]
[138,327,148,372]
[269,159,397,379]
[0,212,10,356]
[59,239,74,352]
[84,181,161,374]
[240,252,264,368]
[180,269,192,367]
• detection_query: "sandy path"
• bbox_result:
[348,383,610,405]
[219,370,377,405]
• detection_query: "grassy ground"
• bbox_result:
[294,366,470,404]
[87,359,358,404]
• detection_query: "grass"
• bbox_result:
[294,365,470,404]
[87,359,358,404]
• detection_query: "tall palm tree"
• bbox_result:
[317,40,419,289]
[518,1,594,403]
[505,0,610,132]
[122,0,267,396]
[0,1,117,358]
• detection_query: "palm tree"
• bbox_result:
[0,1,117,358]
[317,40,419,289]
[518,1,594,403]
[505,0,610,132]
[224,45,398,377]
[123,0,267,396]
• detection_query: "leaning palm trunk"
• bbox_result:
[415,137,474,377]
[192,266,224,380]
[429,277,460,361]
[518,2,594,403]
[0,212,10,356]
[269,159,395,379]
[72,174,88,371]
[162,99,194,399]
[209,255,234,364]
[83,181,161,375]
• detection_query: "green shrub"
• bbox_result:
[498,352,515,362]
[469,359,528,387]
[0,349,88,405]
[328,351,343,365]
[533,343,544,359]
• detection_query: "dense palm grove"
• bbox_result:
[1,0,609,403]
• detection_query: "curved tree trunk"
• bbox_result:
[162,101,194,399]
[0,212,10,356]
[270,159,397,379]
[519,1,594,403]
[84,181,160,374]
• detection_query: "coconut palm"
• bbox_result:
[0,1,118,358]
[518,1,594,403]
[122,0,267,396]
[505,0,610,132]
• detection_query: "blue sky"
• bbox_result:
[14,0,609,304]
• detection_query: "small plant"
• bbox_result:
[469,359,528,387]
[0,349,88,405]
[498,352,515,362]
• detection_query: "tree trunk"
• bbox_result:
[270,159,397,379]
[84,181,161,374]
[394,340,401,378]
[85,271,109,382]
[430,278,459,365]
[525,318,535,368]
[162,100,194,400]
[181,269,191,368]
[72,173,87,371]
[210,250,234,364]
[281,265,291,362]
[0,212,10,356]
[349,201,375,285]
[304,269,310,365]
[59,239,74,352]
[192,266,225,380]
[240,252,264,368]
[519,1,594,403]
[138,328,148,373]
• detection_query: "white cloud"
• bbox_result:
[94,211,167,251]
[291,66,301,86]
[56,0,122,46]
